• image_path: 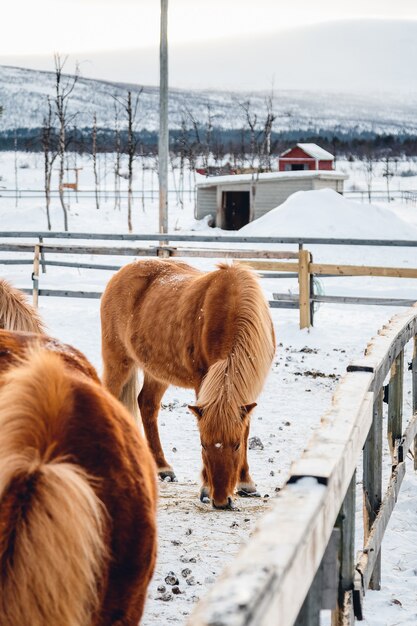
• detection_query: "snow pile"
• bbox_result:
[239,188,417,240]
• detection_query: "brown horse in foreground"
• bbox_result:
[0,283,157,626]
[101,259,276,509]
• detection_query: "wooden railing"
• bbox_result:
[0,233,416,328]
[0,239,298,306]
[239,255,417,328]
[188,306,417,626]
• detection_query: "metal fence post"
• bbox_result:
[39,236,47,273]
[32,244,40,308]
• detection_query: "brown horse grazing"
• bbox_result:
[0,278,45,334]
[101,259,276,510]
[0,328,157,626]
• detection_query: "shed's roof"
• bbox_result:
[280,143,334,161]
[196,169,347,189]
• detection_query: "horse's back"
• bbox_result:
[101,259,274,390]
[0,328,100,384]
[101,259,201,324]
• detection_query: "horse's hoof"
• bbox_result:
[237,487,261,498]
[200,487,210,504]
[212,497,239,511]
[159,470,177,482]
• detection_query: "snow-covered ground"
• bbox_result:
[1,152,417,625]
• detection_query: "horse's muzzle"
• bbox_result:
[212,497,237,511]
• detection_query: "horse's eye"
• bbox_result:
[233,442,240,451]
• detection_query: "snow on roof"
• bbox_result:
[196,169,346,188]
[281,143,334,161]
[238,188,417,240]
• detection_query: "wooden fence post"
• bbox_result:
[413,337,417,471]
[299,249,311,330]
[363,389,383,590]
[309,252,314,327]
[332,472,356,626]
[295,529,340,626]
[294,564,322,626]
[32,244,40,308]
[388,351,404,460]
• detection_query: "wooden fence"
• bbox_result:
[0,233,416,329]
[242,255,417,329]
[188,305,417,626]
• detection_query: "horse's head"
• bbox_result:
[189,402,257,510]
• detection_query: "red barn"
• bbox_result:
[278,143,334,172]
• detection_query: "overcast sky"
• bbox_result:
[2,0,417,55]
[1,1,417,91]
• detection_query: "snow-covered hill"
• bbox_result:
[1,64,417,135]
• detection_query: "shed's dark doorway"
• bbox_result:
[222,191,250,230]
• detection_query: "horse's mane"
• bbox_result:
[197,263,275,440]
[0,279,45,334]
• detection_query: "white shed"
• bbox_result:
[195,170,348,230]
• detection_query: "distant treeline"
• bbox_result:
[1,126,417,158]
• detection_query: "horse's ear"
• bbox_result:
[240,403,257,419]
[188,405,204,420]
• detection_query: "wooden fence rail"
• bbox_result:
[0,234,416,329]
[188,306,417,626]
[1,231,417,247]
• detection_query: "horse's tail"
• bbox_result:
[120,364,141,424]
[0,348,108,626]
[0,278,45,334]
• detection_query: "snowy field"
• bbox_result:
[1,151,417,625]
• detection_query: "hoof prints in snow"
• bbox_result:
[146,482,273,622]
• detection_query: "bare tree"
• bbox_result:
[259,95,276,172]
[361,150,376,203]
[178,113,199,202]
[203,104,214,170]
[14,130,18,208]
[41,97,59,230]
[113,102,122,211]
[184,104,215,171]
[113,89,142,232]
[382,151,394,202]
[54,53,79,231]
[238,96,279,173]
[92,112,100,210]
[174,114,193,208]
[239,100,260,170]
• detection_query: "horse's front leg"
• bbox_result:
[138,373,175,481]
[237,420,261,497]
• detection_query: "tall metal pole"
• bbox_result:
[159,0,169,234]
